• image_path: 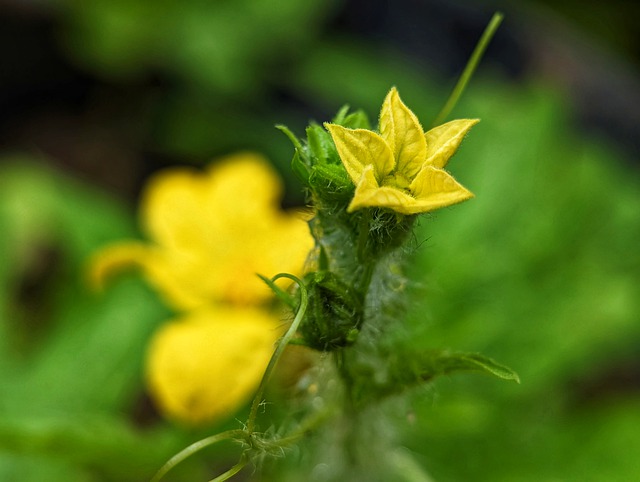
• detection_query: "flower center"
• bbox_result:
[382,171,411,191]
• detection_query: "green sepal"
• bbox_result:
[309,163,352,196]
[332,104,350,124]
[291,150,311,186]
[306,123,335,164]
[331,105,371,129]
[276,124,304,153]
[341,109,371,130]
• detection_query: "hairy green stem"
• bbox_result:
[355,211,377,295]
[356,211,371,264]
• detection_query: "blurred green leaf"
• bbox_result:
[62,0,339,93]
[0,413,177,480]
[0,158,188,481]
[397,78,640,482]
[419,351,520,383]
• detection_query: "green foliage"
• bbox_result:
[61,0,338,93]
[0,159,209,481]
[278,57,640,478]
[408,351,520,384]
[3,2,639,479]
[400,80,640,482]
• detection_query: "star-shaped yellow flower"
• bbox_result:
[325,87,478,215]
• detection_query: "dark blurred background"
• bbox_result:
[1,1,639,481]
[2,0,639,198]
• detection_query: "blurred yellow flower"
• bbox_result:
[146,307,283,424]
[325,87,477,215]
[90,153,313,425]
[90,153,312,310]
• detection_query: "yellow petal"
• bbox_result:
[216,209,313,305]
[140,153,282,253]
[409,165,474,212]
[87,242,151,292]
[140,168,215,253]
[129,154,313,308]
[325,123,395,184]
[146,306,283,425]
[202,153,284,230]
[348,165,417,214]
[89,242,207,310]
[424,119,479,169]
[142,249,212,310]
[379,87,427,179]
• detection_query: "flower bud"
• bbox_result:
[299,271,363,351]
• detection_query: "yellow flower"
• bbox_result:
[325,87,477,215]
[89,153,313,425]
[90,153,313,310]
[146,306,283,425]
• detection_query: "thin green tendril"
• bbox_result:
[208,453,250,482]
[150,429,246,482]
[432,11,504,127]
[247,273,308,433]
